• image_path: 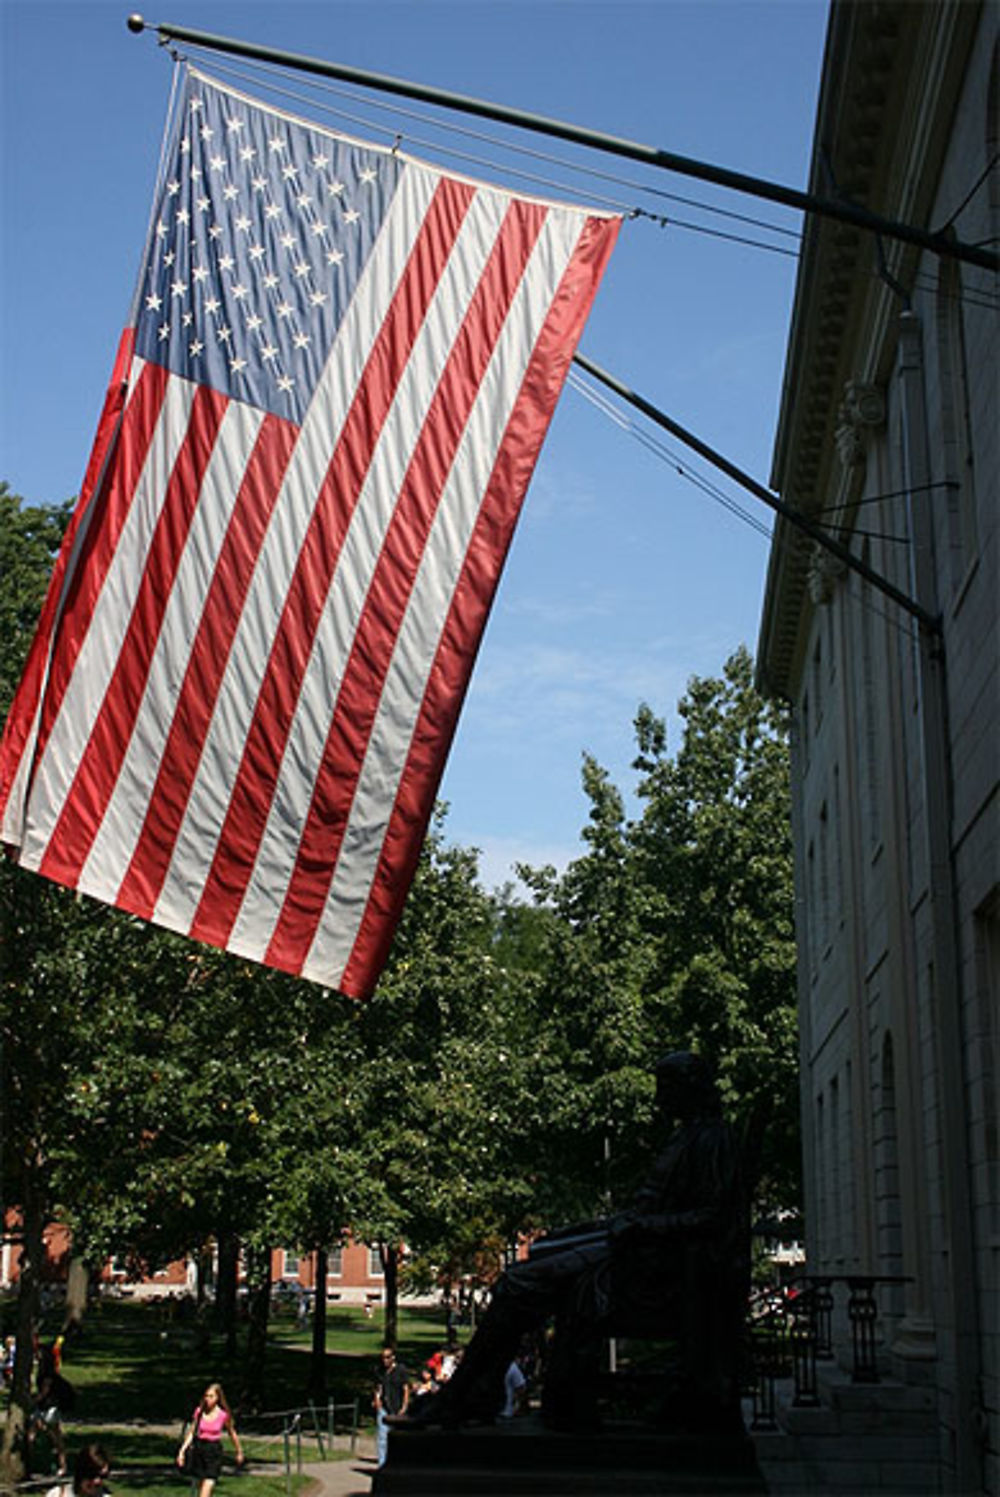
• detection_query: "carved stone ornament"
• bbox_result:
[807,543,847,605]
[834,380,886,469]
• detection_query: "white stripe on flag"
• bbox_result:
[152,163,439,934]
[226,185,510,962]
[19,373,198,871]
[77,398,265,904]
[0,699,41,846]
[305,210,586,987]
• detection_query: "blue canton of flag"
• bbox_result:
[135,71,404,424]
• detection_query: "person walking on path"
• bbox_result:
[176,1382,244,1497]
[372,1347,408,1468]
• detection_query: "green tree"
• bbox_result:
[518,646,799,1222]
[630,645,799,1198]
[347,814,546,1344]
[1,486,86,1478]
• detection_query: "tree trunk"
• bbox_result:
[380,1243,399,1350]
[241,1244,272,1412]
[63,1257,90,1335]
[1,1165,44,1485]
[196,1243,214,1305]
[307,1248,328,1402]
[216,1229,239,1358]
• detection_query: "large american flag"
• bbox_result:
[0,68,619,999]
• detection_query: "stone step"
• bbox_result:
[374,1417,767,1495]
[374,1469,768,1495]
[819,1374,936,1416]
[750,1377,942,1494]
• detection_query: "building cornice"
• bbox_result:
[756,0,982,699]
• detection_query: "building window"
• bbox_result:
[833,765,844,930]
[876,1033,903,1271]
[826,606,836,683]
[328,1246,343,1277]
[936,259,978,594]
[819,801,830,952]
[282,1252,300,1279]
[815,1091,826,1263]
[807,839,817,979]
[859,547,881,853]
[974,895,1000,1239]
[368,1247,383,1278]
[829,1075,841,1265]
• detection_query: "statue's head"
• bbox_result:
[653,1050,720,1117]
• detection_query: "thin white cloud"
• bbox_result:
[460,833,580,896]
[468,635,740,731]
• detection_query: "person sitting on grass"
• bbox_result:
[45,1442,110,1497]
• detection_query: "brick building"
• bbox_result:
[1,1213,392,1308]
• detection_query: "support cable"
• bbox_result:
[138,46,999,294]
[565,371,773,541]
[571,354,941,633]
[125,15,953,631]
[172,41,804,242]
[814,480,959,514]
[936,151,1000,232]
[127,15,998,273]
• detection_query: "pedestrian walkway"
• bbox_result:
[21,1422,379,1497]
[299,1449,376,1497]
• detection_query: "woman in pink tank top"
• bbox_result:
[176,1382,243,1497]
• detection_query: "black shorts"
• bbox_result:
[192,1439,223,1480]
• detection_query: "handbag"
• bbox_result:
[180,1411,201,1477]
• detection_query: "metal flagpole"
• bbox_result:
[571,353,941,634]
[124,12,952,629]
[126,14,999,274]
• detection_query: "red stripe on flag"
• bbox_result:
[265,197,548,976]
[31,360,172,787]
[0,330,134,832]
[39,383,229,887]
[188,176,475,949]
[339,212,621,999]
[116,412,298,920]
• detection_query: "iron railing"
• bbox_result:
[747,1274,911,1431]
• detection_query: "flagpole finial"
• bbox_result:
[127,14,146,33]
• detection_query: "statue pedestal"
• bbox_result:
[374,1412,766,1494]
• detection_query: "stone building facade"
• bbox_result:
[756,1,998,1491]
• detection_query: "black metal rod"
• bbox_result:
[572,353,942,633]
[127,15,998,273]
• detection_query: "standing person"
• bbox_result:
[176,1383,244,1497]
[499,1357,527,1419]
[372,1346,408,1468]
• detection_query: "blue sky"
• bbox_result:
[1,0,828,890]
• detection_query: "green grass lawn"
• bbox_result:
[10,1298,458,1494]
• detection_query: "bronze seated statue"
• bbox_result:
[403,1051,753,1435]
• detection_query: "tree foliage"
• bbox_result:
[2,487,799,1437]
[512,646,798,1218]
